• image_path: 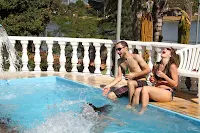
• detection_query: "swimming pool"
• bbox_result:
[0,76,200,133]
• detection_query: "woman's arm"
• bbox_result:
[157,64,178,87]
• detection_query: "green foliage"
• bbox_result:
[51,0,103,38]
[53,16,102,38]
[192,0,199,14]
[0,0,66,36]
[99,0,136,40]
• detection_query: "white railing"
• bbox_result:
[5,36,197,91]
[7,36,192,73]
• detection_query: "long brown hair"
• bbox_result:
[163,48,179,78]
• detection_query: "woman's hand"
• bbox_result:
[149,74,156,83]
[156,71,166,79]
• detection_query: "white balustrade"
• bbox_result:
[83,42,90,73]
[46,41,54,72]
[59,41,66,72]
[105,43,112,75]
[94,42,101,74]
[3,36,199,92]
[33,40,41,72]
[21,40,29,72]
[147,45,154,70]
[136,45,143,56]
[71,42,78,72]
[9,40,16,72]
[155,47,162,62]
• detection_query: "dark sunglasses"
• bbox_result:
[116,47,124,51]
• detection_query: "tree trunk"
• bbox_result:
[184,0,193,20]
[131,0,145,41]
[152,0,167,42]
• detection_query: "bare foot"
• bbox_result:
[132,106,137,112]
[126,104,132,109]
[138,108,146,115]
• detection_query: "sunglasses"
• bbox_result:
[116,47,124,51]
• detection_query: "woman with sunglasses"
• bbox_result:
[132,47,179,114]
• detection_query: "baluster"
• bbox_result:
[94,43,101,74]
[146,46,154,82]
[128,44,132,53]
[71,42,78,72]
[33,40,41,72]
[131,45,136,53]
[21,40,29,72]
[155,47,162,62]
[46,41,54,72]
[136,45,143,56]
[59,41,66,72]
[147,46,154,70]
[83,42,90,73]
[105,43,112,75]
[9,40,16,72]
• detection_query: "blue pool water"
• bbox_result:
[0,76,200,133]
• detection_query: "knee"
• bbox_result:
[107,92,117,100]
[141,86,148,94]
[127,80,137,88]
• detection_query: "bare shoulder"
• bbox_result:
[170,63,178,69]
[131,54,142,59]
[132,54,145,62]
[170,63,178,71]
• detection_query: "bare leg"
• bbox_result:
[126,80,137,109]
[139,86,172,114]
[132,87,142,106]
[107,92,118,101]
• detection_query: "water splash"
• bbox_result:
[24,103,99,133]
[0,24,21,72]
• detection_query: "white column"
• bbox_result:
[146,46,154,81]
[147,46,154,70]
[155,47,162,62]
[136,45,143,56]
[128,44,132,53]
[131,45,136,53]
[105,43,112,75]
[21,40,29,72]
[71,42,78,72]
[83,42,90,73]
[9,40,16,72]
[59,41,66,72]
[46,41,54,72]
[94,43,101,74]
[33,40,41,72]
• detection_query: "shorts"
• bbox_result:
[113,80,148,98]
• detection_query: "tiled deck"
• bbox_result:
[1,72,200,119]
